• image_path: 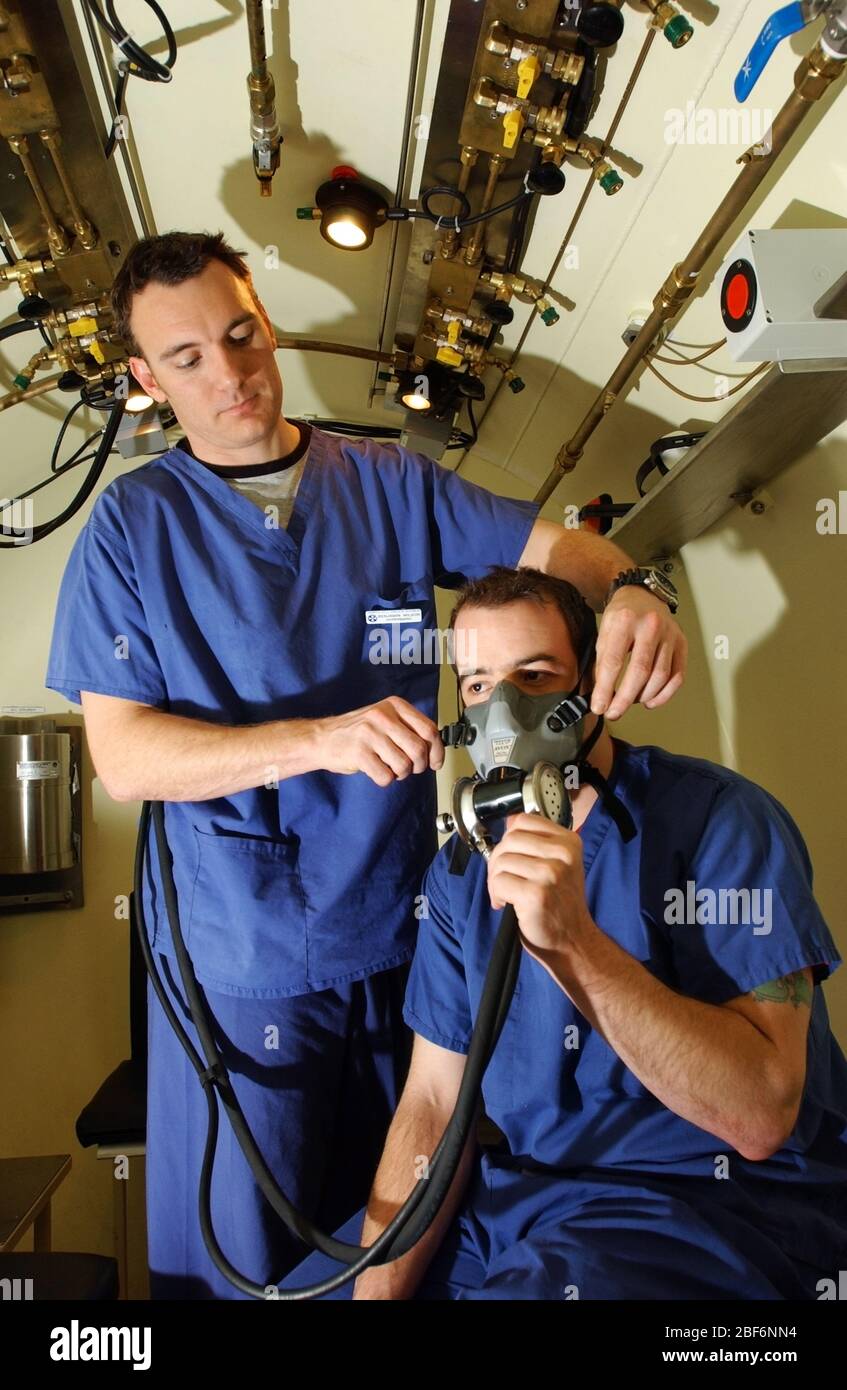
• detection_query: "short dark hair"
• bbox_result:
[109,230,255,357]
[448,565,597,676]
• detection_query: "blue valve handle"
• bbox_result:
[734,2,808,101]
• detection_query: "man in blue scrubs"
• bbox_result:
[285,567,847,1300]
[45,231,688,1298]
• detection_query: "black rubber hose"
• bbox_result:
[137,798,520,1296]
[0,319,39,343]
[0,395,126,547]
[83,0,176,81]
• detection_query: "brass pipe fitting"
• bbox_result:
[0,255,54,297]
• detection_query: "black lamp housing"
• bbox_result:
[314,171,388,250]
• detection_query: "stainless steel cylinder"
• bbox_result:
[0,718,75,873]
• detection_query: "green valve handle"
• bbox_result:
[664,13,693,47]
[13,373,31,391]
[295,206,316,219]
[600,169,623,195]
[540,306,559,326]
[508,376,526,394]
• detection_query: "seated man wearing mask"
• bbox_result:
[284,566,847,1300]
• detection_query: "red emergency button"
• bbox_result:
[721,258,757,332]
[726,273,749,319]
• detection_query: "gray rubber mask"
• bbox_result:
[461,681,590,780]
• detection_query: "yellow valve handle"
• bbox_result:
[516,54,540,100]
[502,108,524,151]
[447,320,461,345]
[436,345,463,368]
[68,316,98,336]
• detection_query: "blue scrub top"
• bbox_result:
[405,739,847,1191]
[45,428,539,997]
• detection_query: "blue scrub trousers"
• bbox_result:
[146,953,411,1299]
[279,1158,831,1300]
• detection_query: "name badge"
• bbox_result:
[365,608,423,626]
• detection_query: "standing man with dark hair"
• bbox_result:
[46,230,687,1298]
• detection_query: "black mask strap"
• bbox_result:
[577,757,637,842]
[565,712,637,843]
[564,643,639,842]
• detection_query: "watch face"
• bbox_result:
[645,569,677,598]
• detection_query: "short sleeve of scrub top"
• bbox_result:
[46,508,169,708]
[668,779,840,1005]
[404,852,473,1055]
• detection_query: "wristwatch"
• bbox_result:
[605,566,679,615]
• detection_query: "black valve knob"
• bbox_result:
[526,161,566,196]
[486,300,514,326]
[576,3,625,48]
[17,294,52,320]
[57,370,86,392]
[457,373,486,400]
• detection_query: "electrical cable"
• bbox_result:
[396,184,534,233]
[465,396,479,447]
[82,0,176,80]
[0,395,126,547]
[0,319,41,344]
[13,444,119,504]
[56,425,108,474]
[49,398,88,471]
[81,1,177,159]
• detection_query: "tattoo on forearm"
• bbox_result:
[751,972,812,1009]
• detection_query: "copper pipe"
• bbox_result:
[535,42,846,505]
[275,336,396,364]
[0,373,65,412]
[246,0,267,71]
[463,154,506,266]
[440,146,478,259]
[7,136,70,258]
[39,130,97,250]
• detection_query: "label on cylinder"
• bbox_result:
[16,760,61,780]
